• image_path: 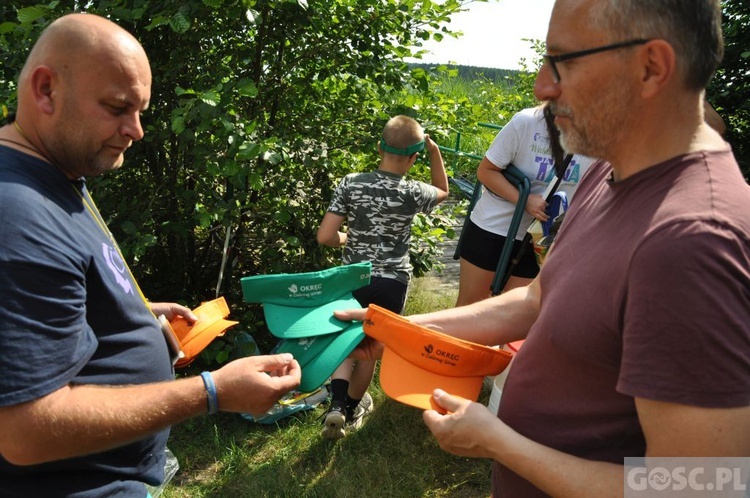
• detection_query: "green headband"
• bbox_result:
[379,137,425,156]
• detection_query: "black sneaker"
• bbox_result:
[321,400,346,440]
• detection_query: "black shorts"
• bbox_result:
[459,218,539,278]
[353,276,408,314]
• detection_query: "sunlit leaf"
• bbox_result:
[169,12,191,34]
[200,90,220,106]
[17,6,46,24]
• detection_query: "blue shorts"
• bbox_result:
[459,218,539,278]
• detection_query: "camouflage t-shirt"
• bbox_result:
[327,170,439,285]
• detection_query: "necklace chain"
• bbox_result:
[13,120,31,142]
[12,121,43,154]
[0,121,44,156]
[0,136,40,155]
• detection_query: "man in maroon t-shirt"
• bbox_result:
[340,0,749,496]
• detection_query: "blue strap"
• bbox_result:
[200,371,219,415]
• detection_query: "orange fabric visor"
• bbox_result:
[171,297,239,368]
[363,305,512,412]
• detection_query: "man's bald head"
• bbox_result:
[19,13,149,90]
[13,13,152,178]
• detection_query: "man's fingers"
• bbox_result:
[269,361,301,390]
[256,353,296,372]
[332,308,367,322]
[430,388,464,413]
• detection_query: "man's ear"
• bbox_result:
[639,39,675,99]
[29,66,57,115]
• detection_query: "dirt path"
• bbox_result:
[424,214,463,294]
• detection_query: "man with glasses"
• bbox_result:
[542,38,650,84]
[340,0,749,496]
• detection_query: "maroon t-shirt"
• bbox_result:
[494,148,750,497]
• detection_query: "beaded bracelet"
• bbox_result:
[200,371,219,415]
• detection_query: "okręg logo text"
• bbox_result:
[287,283,324,299]
[422,344,460,366]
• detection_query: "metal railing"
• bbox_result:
[436,122,531,296]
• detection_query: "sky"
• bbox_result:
[408,0,556,70]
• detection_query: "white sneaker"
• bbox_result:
[321,401,346,440]
[345,392,373,432]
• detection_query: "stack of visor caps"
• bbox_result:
[363,304,513,412]
[241,262,371,392]
[170,297,240,368]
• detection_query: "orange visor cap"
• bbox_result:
[363,305,513,412]
[171,297,239,368]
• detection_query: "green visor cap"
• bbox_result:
[241,262,371,338]
[379,137,425,156]
[275,322,365,392]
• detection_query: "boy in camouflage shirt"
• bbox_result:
[316,115,449,439]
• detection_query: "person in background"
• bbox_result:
[455,104,594,305]
[316,115,449,439]
[0,13,300,497]
[338,0,749,496]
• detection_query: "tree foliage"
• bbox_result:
[1,0,497,358]
[1,0,746,363]
[711,0,750,179]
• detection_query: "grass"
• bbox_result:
[160,276,494,498]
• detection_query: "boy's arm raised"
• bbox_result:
[425,135,449,203]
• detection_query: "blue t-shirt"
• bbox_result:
[0,146,174,497]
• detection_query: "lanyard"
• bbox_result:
[73,183,186,364]
[10,119,159,321]
[71,182,153,313]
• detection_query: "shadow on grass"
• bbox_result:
[164,385,492,498]
[163,277,487,497]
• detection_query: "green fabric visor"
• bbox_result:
[379,137,425,156]
[241,262,371,338]
[275,322,365,392]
